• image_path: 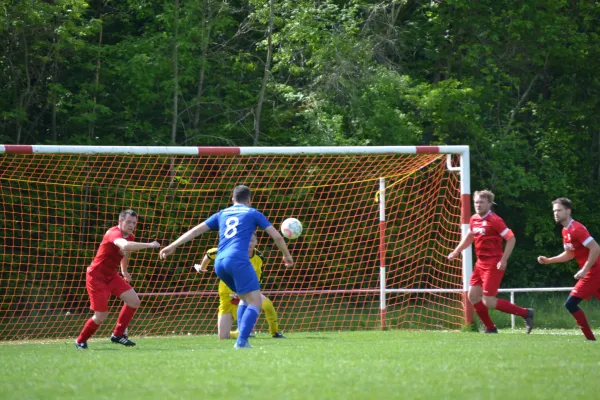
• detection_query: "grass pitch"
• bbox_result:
[1,329,599,400]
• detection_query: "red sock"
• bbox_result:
[495,299,528,318]
[77,318,100,343]
[473,301,496,330]
[114,305,137,337]
[572,310,596,340]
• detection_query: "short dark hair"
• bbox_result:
[552,197,572,210]
[119,209,138,220]
[233,185,251,203]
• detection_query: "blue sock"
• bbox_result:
[238,305,260,341]
[237,300,248,325]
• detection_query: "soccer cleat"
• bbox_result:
[272,332,286,339]
[234,338,253,349]
[74,341,88,350]
[524,308,535,334]
[484,327,498,334]
[110,334,136,347]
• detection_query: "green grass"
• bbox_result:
[1,330,600,400]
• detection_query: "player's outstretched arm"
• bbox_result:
[537,250,575,265]
[448,231,475,260]
[160,222,211,260]
[114,238,160,252]
[194,254,211,272]
[264,226,293,267]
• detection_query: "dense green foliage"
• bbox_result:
[2,0,599,288]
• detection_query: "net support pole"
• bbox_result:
[459,151,474,326]
[378,177,387,330]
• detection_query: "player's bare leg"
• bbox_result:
[92,311,109,325]
[468,285,497,333]
[110,289,140,346]
[218,313,234,339]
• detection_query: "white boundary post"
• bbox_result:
[460,149,474,325]
[379,177,387,330]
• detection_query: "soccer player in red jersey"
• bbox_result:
[75,209,160,349]
[538,198,600,341]
[449,190,534,333]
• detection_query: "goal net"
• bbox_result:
[0,145,470,340]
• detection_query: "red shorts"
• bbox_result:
[571,273,600,300]
[86,271,132,312]
[470,261,505,297]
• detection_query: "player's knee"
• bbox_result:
[93,312,109,324]
[468,292,481,304]
[564,296,581,313]
[128,297,141,309]
[481,296,497,309]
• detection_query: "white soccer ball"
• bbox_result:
[280,218,303,239]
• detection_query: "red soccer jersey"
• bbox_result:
[470,211,513,262]
[87,226,133,277]
[563,220,600,270]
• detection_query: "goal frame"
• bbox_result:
[1,144,473,329]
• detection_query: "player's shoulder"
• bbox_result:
[570,220,590,234]
[104,226,122,238]
[570,220,586,229]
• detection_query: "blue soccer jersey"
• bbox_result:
[204,204,271,295]
[204,204,271,260]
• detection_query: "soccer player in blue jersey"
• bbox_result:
[159,185,293,348]
[196,232,286,340]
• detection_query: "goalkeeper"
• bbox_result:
[195,232,285,340]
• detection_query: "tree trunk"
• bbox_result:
[193,0,212,132]
[16,30,31,145]
[253,0,274,146]
[89,22,104,141]
[170,0,180,186]
[51,54,58,141]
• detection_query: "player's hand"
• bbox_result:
[574,269,587,280]
[497,259,507,271]
[121,271,132,282]
[149,241,161,249]
[537,256,550,264]
[448,251,458,260]
[230,295,240,305]
[159,246,175,260]
[283,255,294,267]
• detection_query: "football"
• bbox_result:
[280,218,303,239]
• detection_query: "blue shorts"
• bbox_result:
[214,256,260,295]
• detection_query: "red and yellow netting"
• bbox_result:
[0,150,463,340]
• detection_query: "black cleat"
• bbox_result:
[484,327,498,334]
[524,308,535,334]
[74,341,88,350]
[272,332,286,338]
[110,334,136,347]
